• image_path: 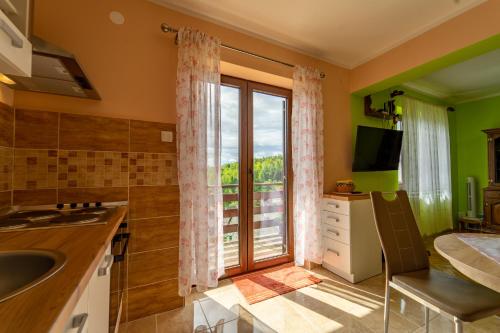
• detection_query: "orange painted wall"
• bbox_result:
[14,0,499,194]
[13,0,352,193]
[350,0,500,93]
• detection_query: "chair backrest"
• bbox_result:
[370,191,429,280]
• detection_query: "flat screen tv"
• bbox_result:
[352,126,403,172]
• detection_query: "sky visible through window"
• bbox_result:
[221,86,284,165]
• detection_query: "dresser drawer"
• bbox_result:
[322,237,350,272]
[322,223,350,245]
[484,189,500,200]
[321,211,350,230]
[322,198,350,215]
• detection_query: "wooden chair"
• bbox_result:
[370,191,500,333]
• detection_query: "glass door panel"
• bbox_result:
[252,91,288,262]
[221,85,241,268]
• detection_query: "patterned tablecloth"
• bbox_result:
[457,234,500,264]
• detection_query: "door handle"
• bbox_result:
[0,18,23,48]
[98,254,114,276]
[112,233,130,262]
[72,313,88,333]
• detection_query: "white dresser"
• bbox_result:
[321,193,382,283]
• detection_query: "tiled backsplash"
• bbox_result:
[0,103,13,210]
[58,150,129,188]
[13,149,58,190]
[0,147,12,192]
[0,105,182,322]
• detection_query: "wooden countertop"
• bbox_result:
[323,192,370,201]
[0,206,127,333]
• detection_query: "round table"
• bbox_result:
[434,233,500,293]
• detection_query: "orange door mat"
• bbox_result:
[231,264,322,304]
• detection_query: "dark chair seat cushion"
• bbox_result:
[392,268,500,322]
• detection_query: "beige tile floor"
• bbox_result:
[119,251,499,333]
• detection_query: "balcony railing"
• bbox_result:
[222,183,286,266]
[222,183,285,234]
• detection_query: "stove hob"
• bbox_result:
[10,210,62,221]
[71,207,108,215]
[0,219,31,230]
[50,214,101,225]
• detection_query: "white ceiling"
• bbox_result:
[152,0,486,69]
[403,49,500,104]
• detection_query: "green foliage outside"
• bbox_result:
[221,155,284,209]
[222,155,284,186]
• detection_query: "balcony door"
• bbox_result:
[221,75,293,276]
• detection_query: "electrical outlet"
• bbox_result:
[161,131,173,143]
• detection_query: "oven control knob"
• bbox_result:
[70,203,78,209]
[96,202,102,207]
[83,202,90,208]
[56,203,64,209]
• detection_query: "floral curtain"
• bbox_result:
[176,27,224,296]
[292,66,324,266]
[400,96,452,236]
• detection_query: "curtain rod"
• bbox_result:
[160,23,326,79]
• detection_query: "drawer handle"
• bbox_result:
[327,248,340,256]
[327,215,340,222]
[98,254,114,276]
[327,229,339,236]
[72,313,88,333]
[0,17,23,48]
[327,202,340,208]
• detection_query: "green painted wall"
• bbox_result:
[351,91,399,193]
[350,88,459,223]
[351,88,452,188]
[455,95,500,217]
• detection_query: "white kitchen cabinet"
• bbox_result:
[0,0,31,76]
[63,283,89,333]
[64,244,112,333]
[321,195,382,283]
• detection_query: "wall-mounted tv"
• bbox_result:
[352,126,403,172]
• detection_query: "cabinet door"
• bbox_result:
[0,6,31,76]
[63,285,89,333]
[88,244,113,333]
[493,135,500,186]
[485,199,500,226]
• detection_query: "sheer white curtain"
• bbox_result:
[292,66,324,266]
[400,96,452,236]
[176,27,224,296]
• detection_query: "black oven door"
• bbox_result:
[109,222,130,333]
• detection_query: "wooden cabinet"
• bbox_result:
[64,244,113,333]
[482,129,500,230]
[483,129,500,187]
[484,189,500,229]
[320,194,382,283]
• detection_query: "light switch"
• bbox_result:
[161,131,173,143]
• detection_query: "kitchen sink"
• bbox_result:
[0,250,66,303]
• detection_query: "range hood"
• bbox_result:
[7,36,100,100]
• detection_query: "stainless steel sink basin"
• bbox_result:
[0,250,66,303]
